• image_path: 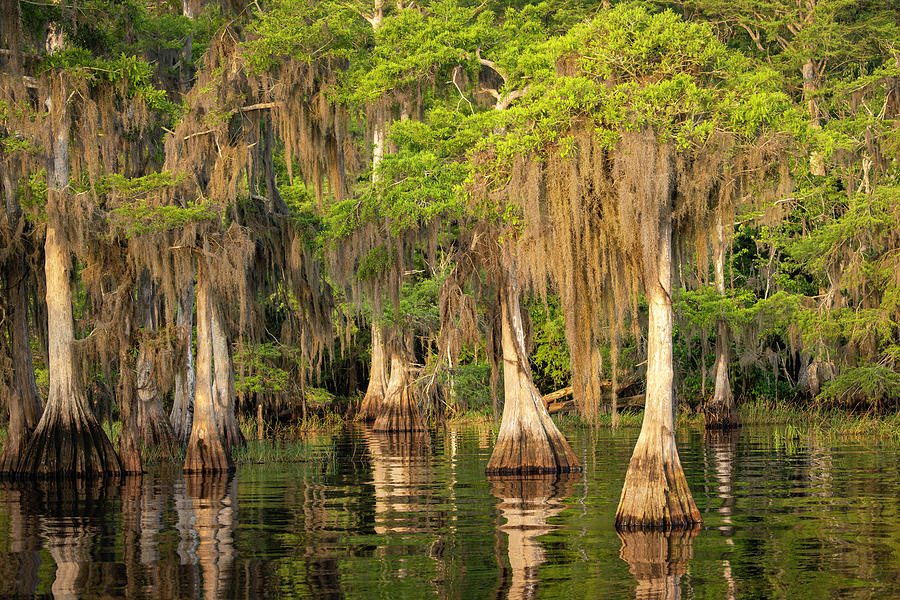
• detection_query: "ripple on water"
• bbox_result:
[0,424,898,599]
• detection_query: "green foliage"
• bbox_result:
[528,298,571,392]
[818,362,900,409]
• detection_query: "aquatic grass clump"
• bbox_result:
[739,398,900,440]
[231,439,335,465]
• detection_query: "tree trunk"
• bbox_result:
[705,214,740,429]
[171,273,195,443]
[133,276,177,456]
[212,301,245,450]
[0,160,43,473]
[19,87,121,478]
[372,346,426,432]
[184,258,233,473]
[486,250,580,475]
[358,324,388,422]
[616,219,699,529]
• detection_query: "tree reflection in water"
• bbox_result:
[184,472,238,600]
[0,482,41,597]
[489,474,578,600]
[617,526,698,600]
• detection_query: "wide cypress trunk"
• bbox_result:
[486,251,580,475]
[171,274,195,443]
[358,324,388,422]
[372,346,426,432]
[18,90,121,478]
[705,214,739,429]
[211,302,245,450]
[616,219,699,529]
[184,259,233,473]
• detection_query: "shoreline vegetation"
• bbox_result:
[2,400,895,469]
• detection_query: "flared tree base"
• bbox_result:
[357,391,383,423]
[703,400,741,430]
[138,406,178,458]
[184,428,233,474]
[18,409,122,479]
[0,433,28,476]
[486,421,581,475]
[372,386,426,433]
[220,417,246,451]
[615,434,701,530]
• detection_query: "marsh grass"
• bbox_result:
[232,438,335,465]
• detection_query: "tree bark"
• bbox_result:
[486,249,580,475]
[18,84,121,478]
[184,258,233,473]
[0,160,43,473]
[211,301,245,450]
[358,324,388,422]
[615,219,700,529]
[705,214,740,429]
[372,346,426,432]
[130,276,177,457]
[171,272,195,443]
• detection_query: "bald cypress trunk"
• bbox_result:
[184,258,233,473]
[211,302,244,450]
[0,160,43,473]
[486,249,580,475]
[372,347,426,432]
[171,274,195,443]
[18,84,121,478]
[359,324,388,422]
[706,214,739,429]
[616,219,699,529]
[133,276,177,456]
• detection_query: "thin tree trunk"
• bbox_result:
[184,257,233,473]
[616,218,699,529]
[19,81,121,478]
[171,272,195,443]
[372,345,426,432]
[486,248,580,475]
[706,214,740,429]
[212,301,245,450]
[358,324,388,422]
[0,160,43,473]
[131,275,177,456]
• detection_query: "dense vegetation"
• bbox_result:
[0,0,897,527]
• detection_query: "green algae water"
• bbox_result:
[0,424,898,599]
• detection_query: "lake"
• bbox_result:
[0,423,898,599]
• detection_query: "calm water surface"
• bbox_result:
[0,424,898,599]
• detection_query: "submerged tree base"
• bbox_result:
[615,431,701,530]
[372,352,426,433]
[184,430,234,474]
[485,416,581,475]
[17,408,122,479]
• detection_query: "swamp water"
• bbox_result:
[0,424,898,599]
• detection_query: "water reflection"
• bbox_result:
[0,483,41,597]
[184,473,237,600]
[618,527,698,600]
[705,429,739,600]
[489,474,578,600]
